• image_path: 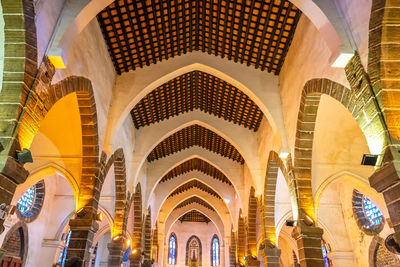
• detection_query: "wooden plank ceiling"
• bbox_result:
[174,196,216,212]
[147,124,244,163]
[160,158,233,186]
[131,71,263,131]
[97,0,301,74]
[179,210,211,223]
[168,180,222,199]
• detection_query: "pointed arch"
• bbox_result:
[186,235,202,266]
[168,233,177,265]
[211,234,220,267]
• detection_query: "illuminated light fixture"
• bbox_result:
[224,198,230,204]
[304,214,314,226]
[131,249,137,255]
[361,154,379,166]
[279,152,289,159]
[48,48,67,69]
[76,207,86,218]
[331,52,353,68]
[96,212,103,222]
[113,235,121,241]
[285,220,295,227]
[126,239,130,246]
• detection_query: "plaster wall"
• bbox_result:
[24,93,82,188]
[94,230,111,267]
[51,18,116,152]
[167,221,222,267]
[0,174,75,267]
[274,170,292,229]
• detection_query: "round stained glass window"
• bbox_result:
[17,185,36,216]
[16,180,45,222]
[362,196,383,229]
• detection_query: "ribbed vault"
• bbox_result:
[178,210,211,223]
[159,158,233,186]
[174,196,216,212]
[97,0,301,74]
[168,180,222,199]
[131,71,264,131]
[147,124,244,164]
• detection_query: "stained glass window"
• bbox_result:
[211,236,219,266]
[362,196,383,229]
[58,229,72,267]
[168,234,176,265]
[321,239,332,267]
[17,185,35,216]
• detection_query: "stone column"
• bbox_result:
[107,239,125,267]
[264,247,281,267]
[291,224,324,267]
[369,160,400,247]
[66,217,99,266]
[129,253,141,267]
[246,256,260,267]
[0,157,29,234]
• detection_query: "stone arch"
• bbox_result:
[237,210,246,265]
[0,0,37,173]
[1,221,29,262]
[294,78,383,220]
[143,207,152,260]
[130,183,143,267]
[368,236,400,267]
[247,187,257,257]
[263,151,294,246]
[185,235,202,266]
[368,0,400,141]
[17,73,99,214]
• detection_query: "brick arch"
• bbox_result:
[0,0,37,172]
[229,226,237,267]
[130,183,143,267]
[18,74,99,211]
[263,151,293,246]
[247,187,257,257]
[143,207,152,260]
[237,210,246,265]
[368,0,400,141]
[294,78,383,219]
[1,221,29,262]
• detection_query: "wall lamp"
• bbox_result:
[113,235,121,241]
[131,249,137,255]
[96,212,103,222]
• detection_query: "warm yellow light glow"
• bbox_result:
[113,235,120,241]
[279,152,289,159]
[304,214,314,226]
[131,249,137,255]
[126,240,130,246]
[48,55,66,69]
[96,212,103,222]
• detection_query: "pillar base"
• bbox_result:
[107,240,125,267]
[264,247,281,267]
[292,225,324,267]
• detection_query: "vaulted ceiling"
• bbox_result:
[147,124,244,163]
[168,180,222,199]
[160,158,233,186]
[97,0,301,74]
[174,196,216,212]
[131,71,264,131]
[178,210,211,223]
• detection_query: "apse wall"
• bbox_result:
[167,221,222,267]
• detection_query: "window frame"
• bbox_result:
[211,235,220,266]
[168,233,177,265]
[16,180,45,223]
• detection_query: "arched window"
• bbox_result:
[168,233,177,265]
[352,190,384,235]
[211,235,219,266]
[57,229,71,267]
[321,239,332,267]
[16,180,45,222]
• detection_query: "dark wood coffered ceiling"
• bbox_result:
[131,71,263,131]
[159,158,233,186]
[179,210,211,223]
[147,124,244,163]
[97,0,301,74]
[174,196,216,212]
[168,180,222,199]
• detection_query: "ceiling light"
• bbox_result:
[279,152,289,159]
[331,52,353,68]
